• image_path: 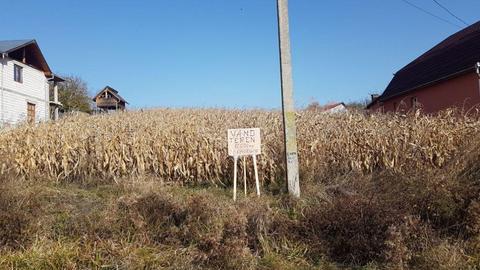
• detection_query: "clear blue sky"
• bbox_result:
[2,0,480,108]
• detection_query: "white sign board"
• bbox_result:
[227,128,261,157]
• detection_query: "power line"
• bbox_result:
[432,0,469,26]
[400,0,463,29]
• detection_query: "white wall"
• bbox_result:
[0,57,49,125]
[324,104,347,114]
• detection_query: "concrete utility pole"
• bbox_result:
[277,0,300,197]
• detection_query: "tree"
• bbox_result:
[305,101,321,111]
[57,75,92,113]
[345,101,367,112]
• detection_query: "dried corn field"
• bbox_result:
[0,109,478,185]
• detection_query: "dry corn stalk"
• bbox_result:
[0,108,477,185]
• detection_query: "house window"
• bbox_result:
[14,64,23,83]
[27,102,35,123]
[411,97,418,110]
[378,102,384,113]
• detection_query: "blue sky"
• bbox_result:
[2,0,480,108]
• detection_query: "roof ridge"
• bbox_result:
[399,21,480,73]
[93,86,128,104]
[377,21,480,102]
[0,39,36,54]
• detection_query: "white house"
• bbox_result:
[0,39,63,126]
[321,102,347,114]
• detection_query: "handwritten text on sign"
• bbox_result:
[227,128,261,156]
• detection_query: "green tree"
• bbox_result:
[57,76,92,113]
[345,101,367,112]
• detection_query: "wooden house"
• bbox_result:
[93,86,128,112]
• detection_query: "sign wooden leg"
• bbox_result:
[253,154,260,196]
[233,156,238,201]
[243,156,247,196]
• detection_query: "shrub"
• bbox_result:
[302,195,398,265]
[0,180,40,250]
[412,240,471,270]
[116,189,258,269]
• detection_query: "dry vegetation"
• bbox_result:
[0,109,477,185]
[0,108,480,269]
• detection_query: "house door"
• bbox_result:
[27,102,35,123]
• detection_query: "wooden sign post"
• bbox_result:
[227,128,261,201]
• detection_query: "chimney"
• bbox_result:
[370,94,380,102]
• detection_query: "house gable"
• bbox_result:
[93,86,128,104]
[93,86,128,112]
[0,39,52,77]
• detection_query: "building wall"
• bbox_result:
[0,57,49,125]
[370,71,480,114]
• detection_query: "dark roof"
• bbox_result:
[93,86,128,104]
[48,74,65,82]
[0,39,35,53]
[378,21,480,103]
[0,39,52,76]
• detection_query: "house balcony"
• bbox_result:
[96,98,119,108]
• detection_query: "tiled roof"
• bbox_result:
[379,21,480,101]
